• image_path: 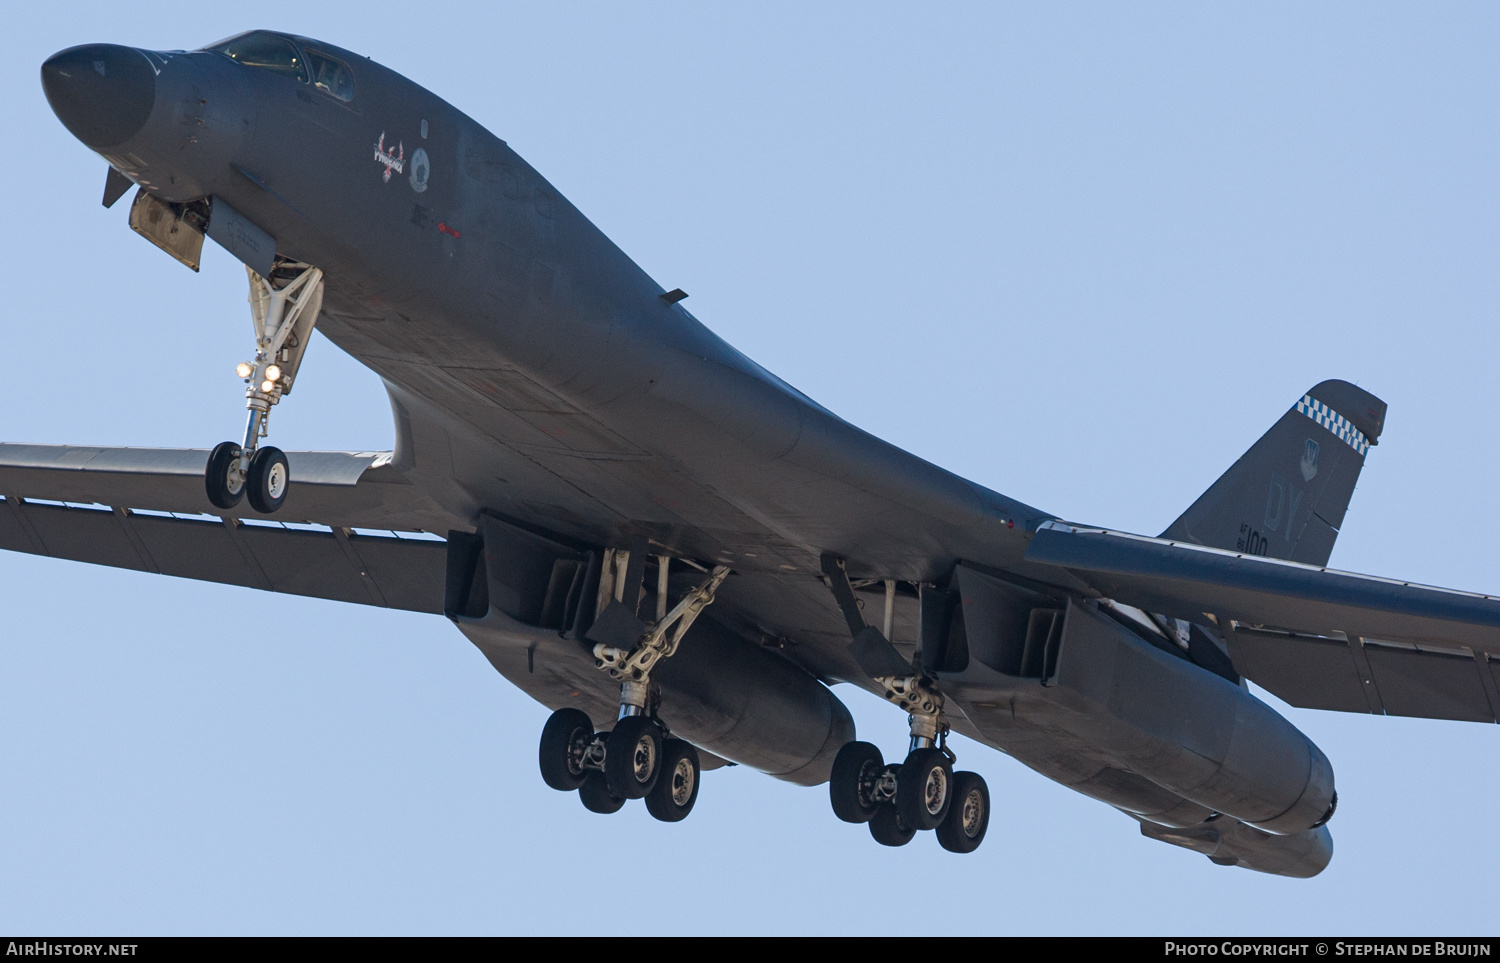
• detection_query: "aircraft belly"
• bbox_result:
[319,313,894,582]
[315,263,1040,583]
[380,369,801,559]
[324,304,985,703]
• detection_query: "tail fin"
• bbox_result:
[1161,380,1387,567]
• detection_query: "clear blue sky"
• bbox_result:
[2,2,1497,935]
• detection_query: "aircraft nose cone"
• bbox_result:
[41,44,156,150]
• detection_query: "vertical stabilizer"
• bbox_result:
[1160,380,1386,567]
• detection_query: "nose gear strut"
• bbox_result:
[205,258,325,514]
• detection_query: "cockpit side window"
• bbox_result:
[209,32,309,83]
[306,50,355,101]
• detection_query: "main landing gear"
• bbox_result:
[536,557,729,821]
[205,258,325,514]
[829,676,991,853]
[538,706,702,821]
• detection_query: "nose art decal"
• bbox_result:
[374,132,405,183]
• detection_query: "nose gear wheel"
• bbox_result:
[205,440,246,509]
[245,446,289,514]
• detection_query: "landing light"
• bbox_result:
[236,362,253,379]
[265,364,282,381]
[261,380,276,393]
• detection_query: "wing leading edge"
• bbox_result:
[0,444,456,614]
[0,443,454,532]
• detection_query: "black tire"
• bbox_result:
[246,446,290,514]
[829,741,884,824]
[869,802,916,847]
[645,739,700,822]
[936,771,990,854]
[205,441,245,510]
[604,715,662,800]
[897,747,954,830]
[538,708,594,792]
[578,771,625,814]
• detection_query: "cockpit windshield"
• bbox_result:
[306,49,355,101]
[210,31,308,83]
[206,32,356,102]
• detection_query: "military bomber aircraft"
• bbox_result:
[20,30,1500,877]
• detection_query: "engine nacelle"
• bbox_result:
[448,515,853,786]
[1040,598,1336,834]
[934,563,1335,836]
[652,612,854,784]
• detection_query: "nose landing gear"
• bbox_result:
[204,259,325,514]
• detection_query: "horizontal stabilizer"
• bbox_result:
[1024,522,1500,723]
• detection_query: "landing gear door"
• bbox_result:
[207,196,276,281]
[127,189,205,272]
